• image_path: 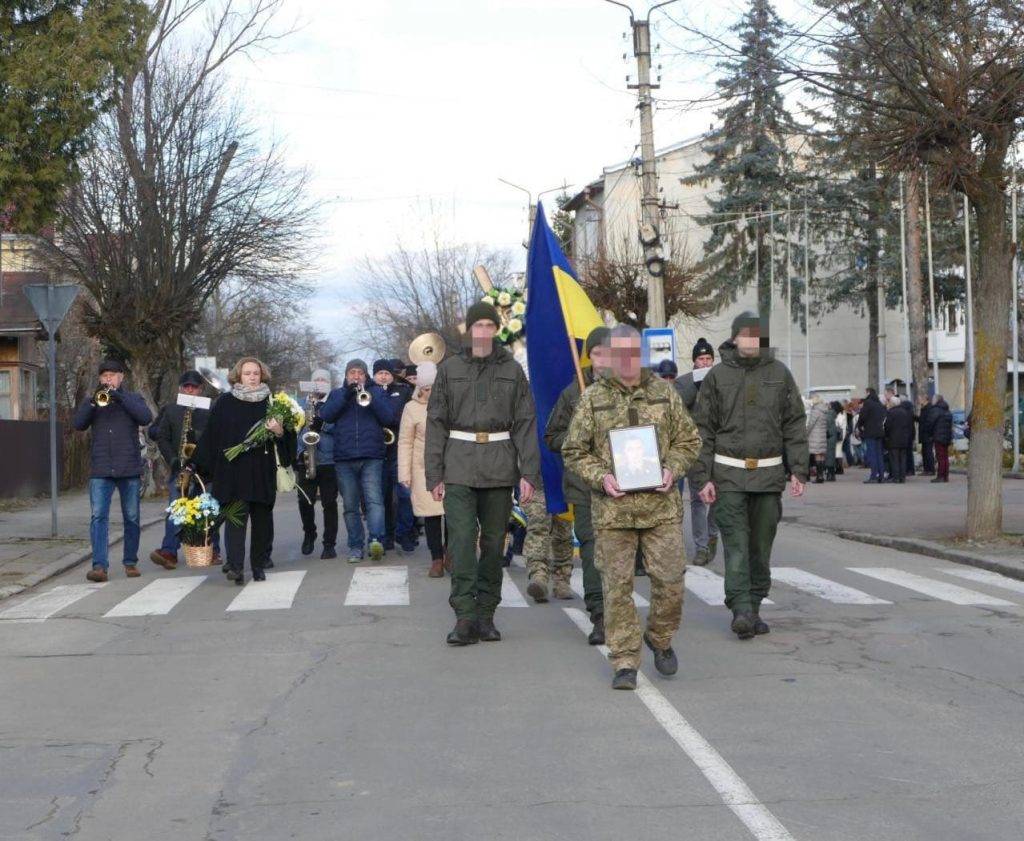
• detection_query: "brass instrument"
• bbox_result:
[383,428,396,446]
[301,398,322,480]
[355,383,372,407]
[93,386,113,407]
[408,332,446,365]
[177,407,196,495]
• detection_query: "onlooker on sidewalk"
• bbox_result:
[148,370,221,569]
[931,396,954,483]
[73,359,154,582]
[829,401,846,477]
[857,388,887,483]
[901,399,917,476]
[806,394,830,483]
[884,397,913,483]
[918,395,938,475]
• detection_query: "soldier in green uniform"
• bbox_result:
[426,301,541,646]
[544,326,611,644]
[522,482,574,603]
[562,325,701,690]
[691,312,808,641]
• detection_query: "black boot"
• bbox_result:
[643,632,678,676]
[301,533,315,555]
[252,567,266,582]
[225,567,244,586]
[731,611,755,640]
[446,618,479,646]
[825,467,836,482]
[752,613,770,635]
[320,544,337,560]
[612,669,638,690]
[477,617,502,642]
[588,614,605,646]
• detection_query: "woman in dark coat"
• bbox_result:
[883,399,914,483]
[193,357,296,584]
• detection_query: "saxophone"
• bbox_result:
[178,407,196,495]
[301,399,322,480]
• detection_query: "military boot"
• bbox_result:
[752,613,770,635]
[477,617,502,642]
[731,611,755,641]
[446,618,479,646]
[526,569,549,603]
[301,533,315,555]
[588,614,605,646]
[643,632,678,676]
[612,669,638,690]
[552,569,574,600]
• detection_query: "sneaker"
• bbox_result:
[149,549,177,570]
[588,615,605,646]
[446,618,479,646]
[612,668,638,690]
[552,579,574,600]
[526,577,549,604]
[477,617,502,642]
[348,551,363,564]
[731,611,755,641]
[368,540,385,561]
[692,547,710,567]
[301,535,315,555]
[125,565,141,578]
[86,567,108,583]
[643,632,678,676]
[320,545,337,560]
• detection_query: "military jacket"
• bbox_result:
[543,371,594,506]
[425,344,541,490]
[561,370,701,529]
[690,342,809,493]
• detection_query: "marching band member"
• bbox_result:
[298,368,339,560]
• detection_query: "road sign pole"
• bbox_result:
[47,287,58,537]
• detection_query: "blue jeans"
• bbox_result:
[336,458,385,552]
[89,477,141,570]
[865,438,885,480]
[159,472,221,556]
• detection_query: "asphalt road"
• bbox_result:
[2,505,1023,841]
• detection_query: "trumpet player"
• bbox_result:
[297,369,339,560]
[320,359,400,563]
[148,370,220,569]
[73,359,153,583]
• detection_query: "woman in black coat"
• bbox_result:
[193,357,296,584]
[883,400,914,483]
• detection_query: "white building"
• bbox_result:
[566,133,971,408]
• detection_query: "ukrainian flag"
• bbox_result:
[526,203,604,515]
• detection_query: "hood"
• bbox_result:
[460,342,511,366]
[935,398,949,410]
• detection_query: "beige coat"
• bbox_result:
[398,391,444,517]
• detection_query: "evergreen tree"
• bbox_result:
[552,192,574,258]
[684,0,799,320]
[0,1,150,232]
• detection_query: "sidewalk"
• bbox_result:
[0,490,168,601]
[782,468,1024,580]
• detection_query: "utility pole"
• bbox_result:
[898,174,912,396]
[1012,172,1020,472]
[768,204,775,328]
[606,0,677,328]
[877,225,887,394]
[786,196,793,370]
[924,169,940,393]
[803,197,812,394]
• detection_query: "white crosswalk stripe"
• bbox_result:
[342,566,408,606]
[0,583,105,622]
[772,567,891,605]
[104,576,207,618]
[501,569,528,607]
[848,567,1016,606]
[227,570,308,611]
[684,566,774,606]
[936,566,1024,596]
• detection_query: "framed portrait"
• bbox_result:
[608,424,663,492]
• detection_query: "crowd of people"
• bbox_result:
[92,300,989,689]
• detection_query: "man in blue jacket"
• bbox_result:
[73,359,154,582]
[319,358,399,562]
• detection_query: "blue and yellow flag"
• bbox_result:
[526,203,604,515]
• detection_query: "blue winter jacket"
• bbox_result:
[319,383,400,461]
[297,397,336,465]
[73,390,154,478]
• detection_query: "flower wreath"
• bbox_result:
[480,286,527,345]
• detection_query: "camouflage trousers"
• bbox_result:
[595,521,685,671]
[523,487,574,585]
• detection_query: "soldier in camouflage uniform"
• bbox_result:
[562,325,701,690]
[522,484,574,602]
[691,312,808,641]
[544,326,612,644]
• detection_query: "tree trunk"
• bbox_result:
[966,184,1012,539]
[904,169,930,401]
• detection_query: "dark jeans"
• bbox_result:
[298,464,339,546]
[88,477,141,570]
[444,484,513,620]
[905,446,915,476]
[160,472,220,556]
[336,458,385,552]
[921,439,936,473]
[865,438,885,480]
[424,514,446,560]
[888,448,907,482]
[714,491,781,614]
[383,454,397,548]
[573,500,604,620]
[224,500,273,575]
[935,443,950,479]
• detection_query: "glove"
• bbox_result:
[108,388,123,404]
[310,416,325,433]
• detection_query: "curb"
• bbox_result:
[796,523,1024,583]
[0,515,166,603]
[949,468,1024,480]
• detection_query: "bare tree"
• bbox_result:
[48,0,315,409]
[356,237,515,359]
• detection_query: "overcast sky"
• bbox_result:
[220,0,801,357]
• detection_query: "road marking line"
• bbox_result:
[0,583,106,622]
[937,566,1024,596]
[563,607,797,841]
[104,576,207,617]
[341,566,408,607]
[848,567,1015,606]
[685,566,773,606]
[772,568,891,605]
[501,569,528,607]
[228,570,308,611]
[570,568,649,607]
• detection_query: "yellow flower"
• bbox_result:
[507,318,523,334]
[511,301,526,316]
[497,291,512,307]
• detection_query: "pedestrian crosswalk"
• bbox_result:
[2,562,1024,624]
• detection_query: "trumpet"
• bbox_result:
[93,386,113,407]
[355,383,372,407]
[383,428,396,446]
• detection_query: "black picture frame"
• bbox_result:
[608,424,663,492]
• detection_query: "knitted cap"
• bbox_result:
[585,326,611,356]
[345,358,368,376]
[655,359,678,377]
[730,311,760,339]
[99,358,125,375]
[372,359,392,375]
[465,301,500,330]
[691,337,715,361]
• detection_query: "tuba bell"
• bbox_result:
[382,428,396,446]
[408,332,446,366]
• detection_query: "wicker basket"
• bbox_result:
[184,542,214,568]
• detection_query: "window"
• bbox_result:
[0,371,11,420]
[21,369,36,419]
[946,303,959,335]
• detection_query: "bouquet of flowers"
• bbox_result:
[480,286,526,345]
[224,391,306,461]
